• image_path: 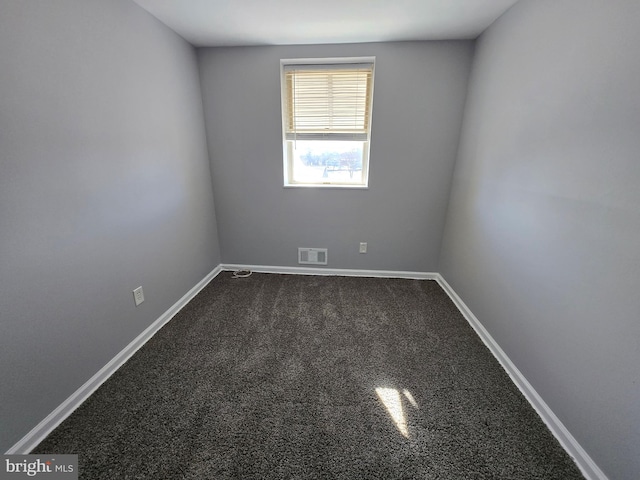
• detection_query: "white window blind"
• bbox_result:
[283,63,374,141]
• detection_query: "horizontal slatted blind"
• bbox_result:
[284,63,374,141]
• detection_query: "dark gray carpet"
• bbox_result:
[34,273,585,479]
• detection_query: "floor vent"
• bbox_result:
[298,248,328,265]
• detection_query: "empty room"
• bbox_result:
[1,0,638,479]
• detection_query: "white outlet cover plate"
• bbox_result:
[133,286,144,306]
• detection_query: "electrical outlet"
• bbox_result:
[133,286,144,306]
[359,242,368,253]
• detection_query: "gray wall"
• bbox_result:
[198,42,473,271]
[439,1,640,478]
[0,0,220,452]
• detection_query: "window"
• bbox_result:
[280,57,375,187]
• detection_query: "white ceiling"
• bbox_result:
[131,0,520,47]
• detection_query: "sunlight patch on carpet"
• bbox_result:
[376,387,419,438]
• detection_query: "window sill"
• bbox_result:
[283,183,369,190]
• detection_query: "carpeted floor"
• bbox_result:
[34,273,585,479]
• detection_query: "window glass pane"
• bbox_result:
[290,140,364,184]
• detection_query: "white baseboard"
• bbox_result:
[221,263,438,280]
[5,265,223,455]
[435,274,607,480]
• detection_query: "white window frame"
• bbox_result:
[280,57,375,188]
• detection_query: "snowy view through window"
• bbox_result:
[290,140,365,184]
